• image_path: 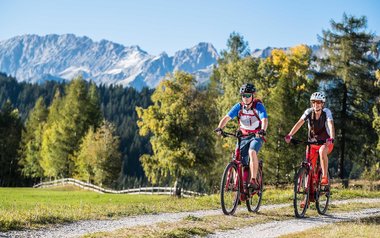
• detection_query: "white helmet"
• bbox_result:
[310,92,326,102]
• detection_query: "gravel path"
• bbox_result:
[208,208,380,238]
[0,198,379,238]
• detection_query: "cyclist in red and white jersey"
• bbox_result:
[285,92,335,185]
[215,83,268,189]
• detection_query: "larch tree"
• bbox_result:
[136,72,217,193]
[258,45,317,185]
[41,76,103,178]
[74,120,121,188]
[40,89,64,178]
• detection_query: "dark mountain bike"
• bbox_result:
[219,130,264,215]
[288,138,331,218]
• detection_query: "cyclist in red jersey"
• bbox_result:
[215,83,268,190]
[285,92,335,186]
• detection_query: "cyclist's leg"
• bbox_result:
[319,145,328,177]
[248,149,258,180]
[319,144,333,184]
[309,145,319,174]
[319,144,333,176]
[239,139,250,166]
[308,145,320,203]
[248,138,263,182]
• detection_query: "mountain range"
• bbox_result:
[1,34,378,90]
[0,34,219,90]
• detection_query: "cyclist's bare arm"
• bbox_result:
[261,118,268,131]
[288,119,305,136]
[217,115,232,129]
[327,119,335,139]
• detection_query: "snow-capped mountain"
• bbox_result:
[2,34,377,90]
[0,34,219,90]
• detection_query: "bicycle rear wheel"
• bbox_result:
[316,171,330,215]
[246,164,263,212]
[294,167,310,218]
[220,162,240,215]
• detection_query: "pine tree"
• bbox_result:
[374,70,380,151]
[318,14,379,180]
[0,100,23,186]
[219,31,251,64]
[19,97,48,179]
[86,82,102,129]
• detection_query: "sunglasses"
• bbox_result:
[242,93,252,98]
[311,101,323,104]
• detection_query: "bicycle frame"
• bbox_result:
[292,138,330,217]
[224,131,262,199]
[301,144,322,201]
[220,130,264,215]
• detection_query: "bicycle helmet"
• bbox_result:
[239,83,256,94]
[310,92,326,102]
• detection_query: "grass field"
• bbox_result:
[279,215,380,238]
[1,185,379,231]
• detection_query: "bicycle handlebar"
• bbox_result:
[218,129,263,139]
[287,137,325,146]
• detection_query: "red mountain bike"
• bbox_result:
[289,138,331,218]
[219,130,263,215]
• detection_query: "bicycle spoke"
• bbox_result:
[221,163,240,215]
[294,167,310,218]
[316,172,330,215]
[246,164,263,213]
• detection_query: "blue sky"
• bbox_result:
[1,0,379,55]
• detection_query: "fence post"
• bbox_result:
[173,180,182,197]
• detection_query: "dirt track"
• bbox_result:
[0,198,379,238]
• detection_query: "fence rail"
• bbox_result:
[33,178,205,197]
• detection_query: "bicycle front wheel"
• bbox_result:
[316,171,330,215]
[294,167,310,218]
[246,166,263,212]
[220,162,240,215]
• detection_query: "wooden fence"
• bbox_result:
[33,178,205,197]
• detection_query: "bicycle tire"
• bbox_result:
[220,162,240,215]
[316,171,330,215]
[293,166,310,218]
[246,165,263,212]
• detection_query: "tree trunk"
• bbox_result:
[339,83,348,187]
[276,156,280,188]
[173,179,182,197]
